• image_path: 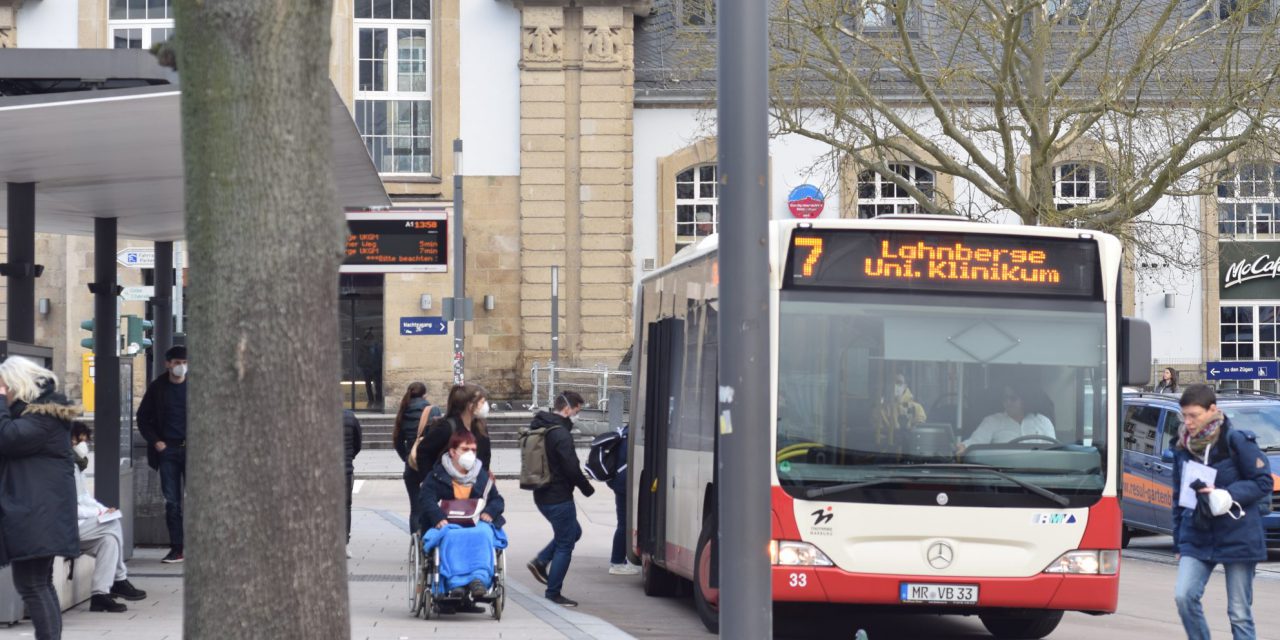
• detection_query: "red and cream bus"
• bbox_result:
[627,216,1149,638]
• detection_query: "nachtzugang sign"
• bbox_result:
[1220,242,1280,300]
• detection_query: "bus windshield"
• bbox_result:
[776,292,1109,508]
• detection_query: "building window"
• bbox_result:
[680,0,716,28]
[109,0,173,50]
[1218,163,1280,239]
[1219,304,1280,391]
[840,0,918,32]
[354,0,432,176]
[1053,163,1110,210]
[1216,0,1273,26]
[675,165,718,252]
[1046,0,1092,24]
[856,163,934,218]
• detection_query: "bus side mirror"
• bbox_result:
[1121,317,1152,387]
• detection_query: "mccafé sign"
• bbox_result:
[1220,242,1280,300]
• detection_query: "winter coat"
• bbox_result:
[343,410,363,477]
[417,461,505,531]
[1171,419,1273,563]
[528,411,594,506]
[136,374,183,471]
[415,416,492,476]
[394,397,441,462]
[0,392,81,566]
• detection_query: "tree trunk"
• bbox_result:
[175,0,349,637]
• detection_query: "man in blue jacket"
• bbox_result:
[1171,385,1273,640]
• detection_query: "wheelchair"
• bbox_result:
[408,530,506,620]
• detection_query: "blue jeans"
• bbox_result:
[607,472,627,565]
[1174,556,1256,640]
[535,500,582,598]
[159,445,186,548]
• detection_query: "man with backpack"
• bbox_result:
[583,423,637,575]
[522,391,594,607]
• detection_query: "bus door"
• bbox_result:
[638,318,682,564]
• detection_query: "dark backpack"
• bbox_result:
[518,424,561,490]
[585,428,626,482]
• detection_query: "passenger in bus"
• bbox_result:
[872,374,927,447]
[959,384,1055,449]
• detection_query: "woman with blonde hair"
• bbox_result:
[0,357,81,639]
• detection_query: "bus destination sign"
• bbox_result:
[343,211,448,273]
[787,230,1100,298]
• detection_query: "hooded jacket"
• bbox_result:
[528,410,594,506]
[0,391,81,566]
[1171,418,1273,563]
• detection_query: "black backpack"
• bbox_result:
[585,428,627,482]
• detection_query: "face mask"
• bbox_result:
[172,364,188,378]
[894,383,906,398]
[570,413,581,425]
[458,451,477,471]
[475,402,490,419]
[72,442,90,471]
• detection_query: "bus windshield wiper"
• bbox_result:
[879,463,1071,508]
[804,478,913,499]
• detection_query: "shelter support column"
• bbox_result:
[4,183,37,344]
[153,241,174,377]
[93,217,122,508]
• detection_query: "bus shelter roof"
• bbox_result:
[0,50,389,241]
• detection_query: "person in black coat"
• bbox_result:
[393,382,442,534]
[525,391,595,607]
[0,357,81,640]
[135,345,188,563]
[414,383,492,479]
[342,409,363,554]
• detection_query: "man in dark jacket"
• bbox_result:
[1171,385,1273,640]
[343,409,363,558]
[525,391,595,607]
[136,345,188,563]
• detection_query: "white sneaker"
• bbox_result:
[609,563,640,576]
[346,546,353,559]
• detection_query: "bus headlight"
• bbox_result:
[769,540,834,566]
[1043,550,1119,575]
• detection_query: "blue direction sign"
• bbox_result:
[1206,361,1279,380]
[399,317,448,336]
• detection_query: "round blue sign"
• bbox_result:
[787,184,825,218]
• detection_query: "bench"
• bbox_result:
[0,554,96,626]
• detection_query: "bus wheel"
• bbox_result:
[979,611,1063,639]
[693,517,719,634]
[642,553,680,597]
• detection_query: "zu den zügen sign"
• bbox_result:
[1220,242,1280,300]
[786,229,1101,299]
[343,210,448,274]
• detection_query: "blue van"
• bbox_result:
[1120,389,1280,547]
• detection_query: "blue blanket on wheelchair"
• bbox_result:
[422,522,508,593]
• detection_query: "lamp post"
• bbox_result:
[452,139,466,385]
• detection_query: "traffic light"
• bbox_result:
[80,319,95,349]
[125,315,154,355]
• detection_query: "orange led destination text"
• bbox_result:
[865,240,1060,284]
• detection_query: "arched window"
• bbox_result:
[675,164,719,252]
[1053,163,1110,210]
[1218,163,1280,238]
[856,163,934,218]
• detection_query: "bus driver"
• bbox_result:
[960,384,1055,450]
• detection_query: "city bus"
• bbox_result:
[627,216,1150,638]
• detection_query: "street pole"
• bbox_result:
[452,139,466,385]
[717,0,773,636]
[550,265,559,406]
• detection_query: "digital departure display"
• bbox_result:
[342,211,448,273]
[786,229,1101,298]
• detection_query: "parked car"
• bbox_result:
[1120,388,1280,548]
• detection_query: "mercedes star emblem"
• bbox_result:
[927,542,955,570]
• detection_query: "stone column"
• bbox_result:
[0,1,22,48]
[517,2,635,377]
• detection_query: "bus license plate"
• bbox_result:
[900,583,979,604]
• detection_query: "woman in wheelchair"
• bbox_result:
[418,429,507,603]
